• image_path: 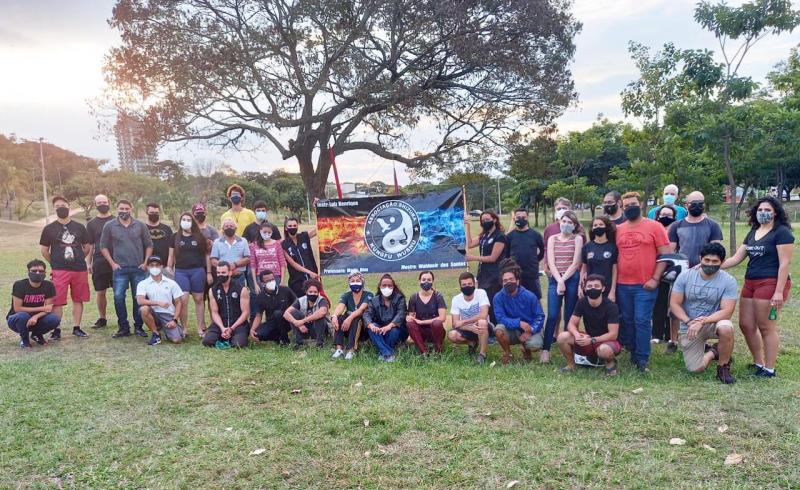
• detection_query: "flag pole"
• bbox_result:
[330,148,343,199]
[462,185,470,271]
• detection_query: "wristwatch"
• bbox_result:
[590,337,597,345]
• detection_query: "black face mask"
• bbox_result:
[460,286,475,296]
[216,275,230,285]
[29,272,45,283]
[657,216,675,227]
[701,264,720,276]
[148,213,160,223]
[223,228,236,237]
[306,294,318,304]
[286,227,298,236]
[420,282,433,291]
[593,227,606,237]
[96,204,110,214]
[194,213,206,223]
[480,221,494,231]
[118,211,131,221]
[585,288,603,300]
[515,219,528,228]
[624,206,641,220]
[603,204,618,215]
[55,207,70,219]
[688,203,705,217]
[503,282,517,294]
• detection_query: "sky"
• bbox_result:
[0,0,797,185]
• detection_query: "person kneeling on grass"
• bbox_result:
[283,279,329,349]
[493,267,546,365]
[557,274,622,376]
[331,271,373,360]
[6,259,61,348]
[448,272,491,364]
[202,261,251,348]
[250,269,297,345]
[363,274,408,362]
[136,256,186,346]
[670,242,738,384]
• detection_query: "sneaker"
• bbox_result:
[539,350,551,364]
[148,333,162,346]
[560,366,575,374]
[332,348,344,359]
[501,353,512,365]
[755,367,776,378]
[49,328,62,341]
[747,363,763,373]
[32,333,47,345]
[716,363,736,384]
[665,341,678,355]
[385,355,396,363]
[134,327,148,337]
[636,364,651,373]
[468,343,477,357]
[92,318,107,329]
[605,361,618,377]
[344,351,355,361]
[651,338,660,344]
[112,329,131,338]
[20,340,32,349]
[475,353,487,364]
[73,327,89,338]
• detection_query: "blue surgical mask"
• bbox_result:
[349,283,363,293]
[663,194,676,205]
[255,211,267,221]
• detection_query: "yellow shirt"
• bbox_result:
[220,207,257,236]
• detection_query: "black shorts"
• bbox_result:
[453,323,494,342]
[91,263,113,291]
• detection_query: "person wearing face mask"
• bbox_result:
[615,192,671,372]
[220,184,257,237]
[722,196,794,378]
[136,256,186,346]
[168,212,212,337]
[505,208,545,299]
[406,271,447,355]
[671,243,738,384]
[191,202,220,243]
[86,194,116,329]
[448,272,492,364]
[99,199,153,338]
[211,218,250,289]
[465,210,506,323]
[542,198,585,276]
[363,274,408,362]
[250,269,297,345]
[6,260,60,348]
[580,216,617,302]
[602,191,626,225]
[249,221,287,294]
[650,204,678,347]
[202,262,251,348]
[541,210,584,363]
[330,271,373,360]
[39,195,91,340]
[282,217,320,298]
[557,274,622,376]
[243,200,281,243]
[493,267,546,364]
[283,279,330,349]
[647,184,688,220]
[145,202,173,271]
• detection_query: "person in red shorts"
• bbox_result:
[557,274,622,376]
[39,196,91,339]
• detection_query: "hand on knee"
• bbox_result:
[597,345,614,360]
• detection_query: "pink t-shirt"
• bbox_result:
[249,240,287,278]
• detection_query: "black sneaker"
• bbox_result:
[148,333,162,346]
[665,341,678,355]
[636,364,651,373]
[475,353,487,364]
[747,363,763,373]
[49,328,62,341]
[755,368,776,378]
[716,363,736,384]
[112,329,131,338]
[92,318,107,329]
[134,327,148,337]
[32,333,47,345]
[73,327,89,338]
[20,340,32,349]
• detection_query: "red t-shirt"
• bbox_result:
[615,218,669,285]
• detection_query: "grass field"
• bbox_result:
[1,220,798,489]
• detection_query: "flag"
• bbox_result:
[393,162,400,195]
[330,148,343,199]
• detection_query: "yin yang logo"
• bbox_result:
[364,200,421,261]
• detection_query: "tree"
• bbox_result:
[506,130,558,227]
[104,0,581,198]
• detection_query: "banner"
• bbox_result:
[317,188,467,275]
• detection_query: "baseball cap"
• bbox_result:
[192,203,207,213]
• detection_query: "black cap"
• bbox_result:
[147,255,163,265]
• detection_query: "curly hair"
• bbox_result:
[747,196,791,229]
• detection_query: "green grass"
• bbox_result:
[1,223,799,489]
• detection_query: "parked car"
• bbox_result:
[469,209,482,217]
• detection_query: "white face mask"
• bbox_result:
[260,232,271,240]
[149,267,162,277]
[380,287,394,298]
[265,280,277,291]
[180,220,192,231]
[555,208,567,220]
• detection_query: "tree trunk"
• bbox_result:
[533,200,540,228]
[723,134,737,251]
[296,148,332,200]
[735,183,750,221]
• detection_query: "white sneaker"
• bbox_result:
[332,348,344,359]
[344,351,354,361]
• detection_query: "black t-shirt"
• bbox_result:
[283,232,318,283]
[581,241,618,287]
[506,229,545,278]
[744,225,795,280]
[408,291,447,320]
[86,215,115,264]
[255,286,297,316]
[7,279,56,317]
[39,220,89,271]
[572,297,619,337]
[243,221,282,243]
[147,223,173,262]
[477,230,507,285]
[171,233,207,270]
[610,215,626,226]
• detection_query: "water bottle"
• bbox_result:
[768,306,777,321]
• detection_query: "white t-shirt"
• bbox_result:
[450,289,490,322]
[135,275,185,315]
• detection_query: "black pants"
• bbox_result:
[255,312,291,344]
[651,281,671,341]
[520,272,542,299]
[289,309,327,347]
[202,322,249,348]
[332,315,367,350]
[483,282,501,325]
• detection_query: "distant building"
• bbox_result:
[114,111,157,173]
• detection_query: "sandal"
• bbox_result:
[560,366,575,374]
[605,361,618,377]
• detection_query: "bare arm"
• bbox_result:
[209,292,224,327]
[12,296,52,315]
[593,322,619,343]
[561,235,583,281]
[40,245,52,265]
[283,249,317,277]
[774,244,793,303]
[721,244,748,269]
[231,288,250,328]
[467,241,505,263]
[547,236,562,282]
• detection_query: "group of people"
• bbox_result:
[7,184,794,382]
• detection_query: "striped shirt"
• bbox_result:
[553,235,577,275]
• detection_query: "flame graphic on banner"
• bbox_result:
[317,216,368,257]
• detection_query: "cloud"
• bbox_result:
[572,0,695,23]
[0,26,34,46]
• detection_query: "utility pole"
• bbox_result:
[39,138,50,223]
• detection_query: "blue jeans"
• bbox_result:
[616,284,658,367]
[543,274,580,351]
[368,325,409,357]
[113,266,147,330]
[7,312,61,343]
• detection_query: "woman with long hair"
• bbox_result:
[580,215,617,301]
[250,221,287,294]
[465,210,507,322]
[168,212,211,337]
[363,274,408,362]
[406,270,447,355]
[722,196,794,377]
